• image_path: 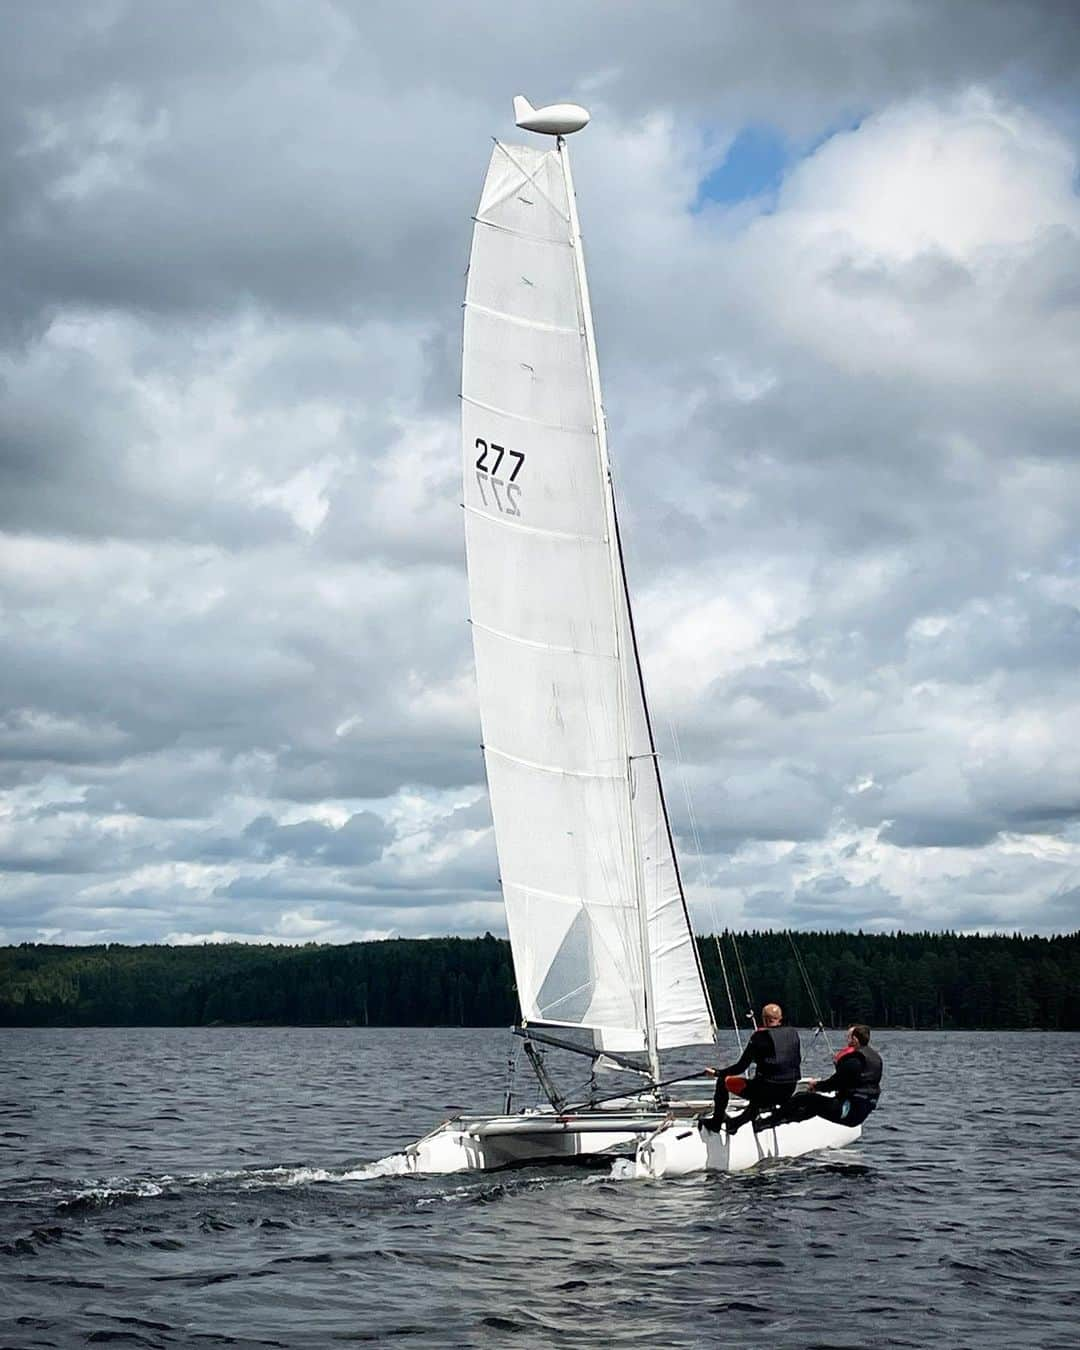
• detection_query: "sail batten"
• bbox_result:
[462,504,606,546]
[470,619,617,660]
[471,217,574,246]
[463,139,715,1059]
[460,393,593,435]
[484,744,626,780]
[464,301,582,336]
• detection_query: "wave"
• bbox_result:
[56,1153,415,1211]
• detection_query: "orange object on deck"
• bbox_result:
[725,1075,749,1097]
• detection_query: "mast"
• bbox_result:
[462,97,715,1066]
[557,134,662,1084]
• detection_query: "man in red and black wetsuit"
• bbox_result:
[700,1002,801,1135]
[766,1023,883,1130]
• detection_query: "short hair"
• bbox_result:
[850,1024,871,1046]
[762,1003,782,1024]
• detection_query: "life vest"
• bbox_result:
[755,1025,801,1083]
[834,1044,858,1064]
[848,1045,883,1102]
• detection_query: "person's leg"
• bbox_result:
[763,1090,847,1128]
[726,1080,785,1134]
[752,1081,798,1130]
[700,1076,731,1132]
[842,1099,874,1128]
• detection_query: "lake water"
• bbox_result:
[2,1027,1078,1348]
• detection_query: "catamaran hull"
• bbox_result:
[634,1115,860,1178]
[404,1110,860,1178]
[405,1113,664,1174]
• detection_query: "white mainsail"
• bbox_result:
[461,139,715,1065]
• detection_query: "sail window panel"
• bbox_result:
[477,144,568,245]
[467,224,580,333]
[463,308,593,433]
[465,508,615,655]
[503,882,585,1026]
[461,405,605,541]
[472,625,622,778]
[504,878,646,1044]
[504,883,646,1043]
[490,762,655,1047]
[485,752,637,927]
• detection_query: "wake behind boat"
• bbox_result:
[403,96,862,1179]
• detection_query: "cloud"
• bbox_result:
[240,809,391,865]
[1,3,1079,946]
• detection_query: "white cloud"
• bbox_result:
[2,4,1079,943]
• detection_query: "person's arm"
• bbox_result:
[715,1029,765,1078]
[814,1052,861,1096]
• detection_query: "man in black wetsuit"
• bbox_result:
[765,1023,882,1130]
[700,1002,801,1135]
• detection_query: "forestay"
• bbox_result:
[461,141,714,1058]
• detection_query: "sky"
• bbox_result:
[2,1,1080,946]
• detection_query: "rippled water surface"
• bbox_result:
[3,1027,1078,1348]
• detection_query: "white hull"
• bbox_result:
[403,1093,860,1179]
[634,1112,859,1178]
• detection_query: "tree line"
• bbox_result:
[0,930,1076,1030]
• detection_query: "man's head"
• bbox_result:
[849,1024,871,1046]
[762,1003,783,1027]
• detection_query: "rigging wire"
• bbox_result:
[714,935,744,1053]
[786,929,836,1058]
[605,468,743,1056]
[669,720,744,1052]
[502,1031,520,1113]
[729,927,755,1024]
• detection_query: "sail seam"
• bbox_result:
[471,619,616,660]
[507,874,642,918]
[461,392,593,435]
[472,216,572,247]
[504,878,639,909]
[464,301,580,336]
[491,140,570,222]
[484,743,625,780]
[463,503,606,545]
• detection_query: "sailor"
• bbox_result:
[701,1002,801,1134]
[764,1023,883,1130]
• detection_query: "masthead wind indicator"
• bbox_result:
[513,94,590,136]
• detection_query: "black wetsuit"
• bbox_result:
[704,1026,801,1133]
[775,1044,883,1129]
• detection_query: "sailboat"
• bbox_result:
[403,97,861,1178]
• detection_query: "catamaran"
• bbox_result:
[403,97,861,1178]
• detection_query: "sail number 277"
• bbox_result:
[475,437,525,518]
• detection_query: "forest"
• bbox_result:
[1,930,1076,1030]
